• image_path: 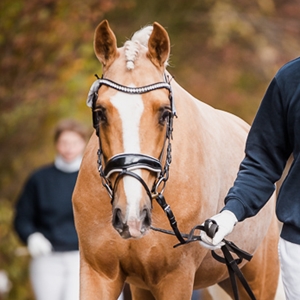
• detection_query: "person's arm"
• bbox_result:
[224,77,291,220]
[200,78,292,248]
[14,175,38,243]
[14,175,52,256]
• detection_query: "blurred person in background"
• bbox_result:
[14,119,89,300]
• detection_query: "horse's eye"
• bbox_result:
[94,107,107,124]
[159,108,171,125]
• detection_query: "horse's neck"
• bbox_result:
[171,79,217,132]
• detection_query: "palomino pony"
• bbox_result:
[73,20,279,299]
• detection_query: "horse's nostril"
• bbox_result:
[112,208,123,231]
[142,208,151,228]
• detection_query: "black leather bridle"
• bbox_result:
[87,74,188,244]
[87,75,174,198]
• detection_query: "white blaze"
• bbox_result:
[110,90,144,220]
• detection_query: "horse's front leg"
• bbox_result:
[150,271,194,300]
[80,258,124,300]
[130,286,156,300]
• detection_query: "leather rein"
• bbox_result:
[87,74,256,300]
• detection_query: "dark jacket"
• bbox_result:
[223,56,300,244]
[14,164,79,251]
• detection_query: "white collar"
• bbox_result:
[54,155,82,173]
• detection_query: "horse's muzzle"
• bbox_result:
[112,207,151,239]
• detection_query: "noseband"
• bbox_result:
[87,74,176,203]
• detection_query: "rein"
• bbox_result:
[152,195,256,300]
[87,74,256,300]
[151,222,256,300]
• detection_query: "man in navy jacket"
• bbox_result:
[200,57,300,299]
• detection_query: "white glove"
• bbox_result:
[199,210,238,250]
[0,270,11,294]
[27,232,52,257]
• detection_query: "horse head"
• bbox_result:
[88,20,174,239]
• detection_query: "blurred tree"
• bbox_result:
[0,0,107,298]
[1,0,300,299]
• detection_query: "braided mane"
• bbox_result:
[124,25,153,70]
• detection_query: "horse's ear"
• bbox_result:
[94,20,118,67]
[147,22,170,67]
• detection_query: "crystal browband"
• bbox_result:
[96,78,172,94]
[87,77,172,107]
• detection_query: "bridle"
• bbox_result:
[87,73,188,244]
[87,75,175,199]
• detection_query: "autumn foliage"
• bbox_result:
[1,0,300,299]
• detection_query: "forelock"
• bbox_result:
[124,40,140,70]
[124,25,153,70]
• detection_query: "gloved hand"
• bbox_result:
[199,210,238,250]
[27,232,52,257]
